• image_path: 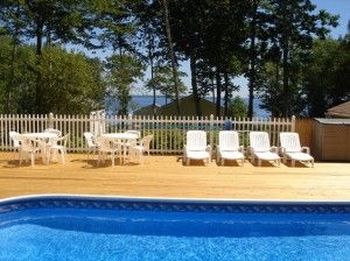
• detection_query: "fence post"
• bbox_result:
[209,114,214,158]
[291,115,296,132]
[48,112,54,128]
[128,113,133,130]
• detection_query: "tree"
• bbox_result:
[145,64,187,105]
[160,0,182,114]
[105,54,144,115]
[0,38,105,114]
[0,0,100,113]
[168,0,247,117]
[37,47,105,114]
[229,96,248,118]
[302,38,350,116]
[259,0,338,117]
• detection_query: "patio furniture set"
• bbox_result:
[9,129,153,167]
[184,130,314,167]
[9,128,69,167]
[9,128,313,168]
[83,131,154,167]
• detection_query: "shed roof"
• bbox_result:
[158,94,224,116]
[314,118,350,125]
[325,101,350,118]
[133,104,161,116]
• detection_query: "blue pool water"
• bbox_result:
[0,196,349,261]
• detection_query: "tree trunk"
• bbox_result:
[247,0,258,118]
[161,0,181,114]
[215,69,222,117]
[224,71,229,116]
[190,55,202,116]
[34,11,45,113]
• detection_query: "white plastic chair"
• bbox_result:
[9,131,21,160]
[18,135,41,167]
[49,134,70,164]
[280,132,314,167]
[216,131,245,166]
[95,136,120,167]
[183,130,211,166]
[249,131,280,167]
[129,134,154,164]
[84,132,98,160]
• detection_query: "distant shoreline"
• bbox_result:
[106,95,270,118]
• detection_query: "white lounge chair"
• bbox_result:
[216,131,244,166]
[280,132,314,167]
[249,131,280,167]
[183,130,211,166]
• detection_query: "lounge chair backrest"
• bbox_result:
[280,132,302,152]
[219,131,239,151]
[186,130,207,151]
[249,132,271,152]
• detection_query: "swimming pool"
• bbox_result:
[0,195,349,260]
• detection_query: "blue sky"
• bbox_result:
[312,0,349,38]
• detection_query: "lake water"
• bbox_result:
[106,95,269,117]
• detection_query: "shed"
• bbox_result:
[312,118,350,162]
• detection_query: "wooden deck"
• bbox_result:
[0,152,349,201]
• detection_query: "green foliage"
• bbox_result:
[256,0,339,117]
[229,96,248,118]
[105,54,145,115]
[0,0,347,117]
[301,38,350,116]
[0,39,105,114]
[145,65,187,100]
[38,47,105,114]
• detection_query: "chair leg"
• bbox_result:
[60,149,66,164]
[292,159,295,167]
[30,153,35,167]
[111,152,115,167]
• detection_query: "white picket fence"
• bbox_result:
[0,112,295,154]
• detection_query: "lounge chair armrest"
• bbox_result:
[280,146,286,154]
[206,145,211,153]
[247,146,253,155]
[301,146,310,154]
[239,145,245,153]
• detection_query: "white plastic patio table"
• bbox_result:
[21,132,59,164]
[100,133,138,164]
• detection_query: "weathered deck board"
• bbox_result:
[0,152,349,200]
